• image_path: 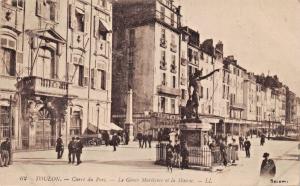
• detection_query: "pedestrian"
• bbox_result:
[56,135,64,159]
[244,137,251,158]
[219,139,228,166]
[260,153,276,178]
[166,140,174,172]
[68,137,76,164]
[209,140,218,164]
[173,140,181,168]
[239,136,244,150]
[112,133,119,151]
[0,138,11,167]
[230,139,239,164]
[142,133,148,148]
[147,133,153,148]
[137,132,143,148]
[180,142,189,170]
[157,129,162,144]
[124,131,129,145]
[260,134,265,146]
[75,137,83,165]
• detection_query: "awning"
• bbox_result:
[99,20,111,32]
[109,122,123,131]
[87,123,110,132]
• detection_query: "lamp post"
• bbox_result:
[268,114,271,140]
[96,103,100,136]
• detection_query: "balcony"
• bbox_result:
[181,58,187,66]
[180,77,187,86]
[157,85,181,96]
[160,61,167,70]
[19,76,69,97]
[170,64,177,73]
[230,102,246,110]
[160,38,167,48]
[170,43,177,53]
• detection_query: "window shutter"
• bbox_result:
[94,16,99,38]
[55,2,60,22]
[57,43,62,56]
[16,52,23,76]
[69,4,75,29]
[83,67,89,86]
[165,98,168,113]
[67,63,74,82]
[91,68,97,89]
[36,0,43,17]
[84,11,89,33]
[32,37,38,49]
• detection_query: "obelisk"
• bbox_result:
[125,89,134,141]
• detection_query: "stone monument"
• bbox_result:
[125,89,134,141]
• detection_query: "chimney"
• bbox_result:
[216,41,223,54]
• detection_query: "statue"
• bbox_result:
[181,68,220,120]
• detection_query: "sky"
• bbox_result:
[176,0,300,95]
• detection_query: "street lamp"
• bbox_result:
[268,113,271,140]
[96,103,100,136]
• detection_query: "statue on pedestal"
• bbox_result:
[181,68,220,120]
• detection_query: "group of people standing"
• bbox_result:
[238,136,252,158]
[165,140,189,172]
[55,135,83,165]
[136,132,153,148]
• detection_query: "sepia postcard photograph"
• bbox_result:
[0,0,299,185]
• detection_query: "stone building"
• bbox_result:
[112,0,182,138]
[0,0,112,149]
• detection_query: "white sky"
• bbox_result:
[177,0,300,95]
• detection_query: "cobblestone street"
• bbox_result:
[0,138,299,186]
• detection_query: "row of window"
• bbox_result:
[160,50,176,72]
[161,73,176,88]
[68,63,106,89]
[160,29,177,52]
[159,96,176,114]
[159,6,176,27]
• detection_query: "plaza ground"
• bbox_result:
[0,137,299,186]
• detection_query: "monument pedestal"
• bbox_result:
[179,119,211,147]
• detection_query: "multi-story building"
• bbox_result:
[223,56,247,135]
[0,0,112,149]
[243,72,258,132]
[112,0,182,137]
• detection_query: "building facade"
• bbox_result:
[0,0,112,149]
[112,0,182,138]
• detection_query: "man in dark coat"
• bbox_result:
[103,131,109,146]
[124,131,129,145]
[147,133,153,148]
[142,133,148,148]
[157,129,162,144]
[75,137,83,165]
[68,137,76,164]
[137,132,143,148]
[0,138,11,167]
[219,139,227,166]
[260,153,276,178]
[244,138,251,158]
[260,134,265,146]
[239,136,244,150]
[180,142,189,170]
[56,135,64,159]
[111,133,119,151]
